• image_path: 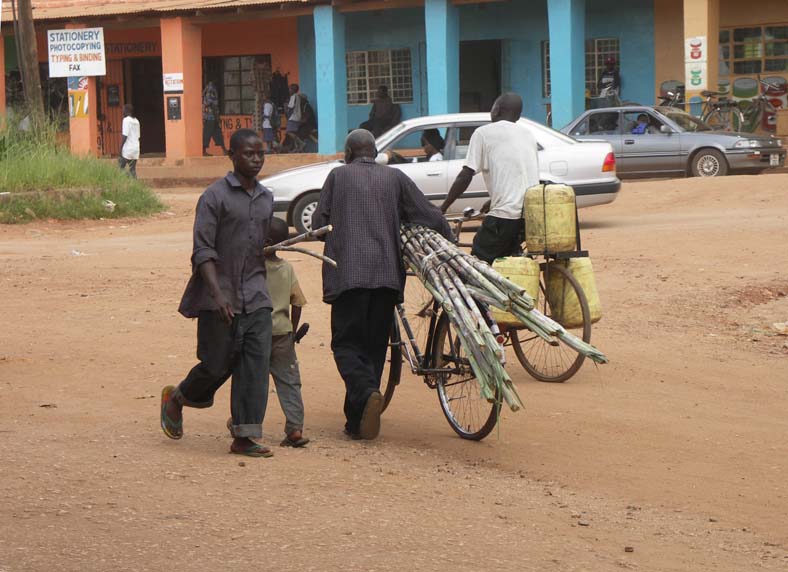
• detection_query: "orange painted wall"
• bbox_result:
[719,0,788,27]
[160,17,203,161]
[201,18,299,84]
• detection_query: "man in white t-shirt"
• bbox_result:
[440,93,539,264]
[119,104,141,178]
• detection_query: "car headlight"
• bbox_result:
[733,139,762,149]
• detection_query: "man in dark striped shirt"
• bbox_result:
[313,129,450,441]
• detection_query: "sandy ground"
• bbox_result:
[1,174,788,572]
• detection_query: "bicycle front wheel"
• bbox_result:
[433,312,499,440]
[380,319,403,412]
[511,262,591,383]
[703,108,730,130]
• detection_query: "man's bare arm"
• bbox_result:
[441,166,475,214]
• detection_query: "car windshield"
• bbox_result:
[662,110,713,132]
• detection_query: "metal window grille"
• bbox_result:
[719,24,788,77]
[346,49,413,105]
[542,38,620,98]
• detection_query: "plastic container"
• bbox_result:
[491,257,540,327]
[524,183,577,254]
[545,258,603,328]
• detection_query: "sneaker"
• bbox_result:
[359,391,383,440]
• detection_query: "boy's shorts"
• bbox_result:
[286,120,301,134]
[263,128,275,143]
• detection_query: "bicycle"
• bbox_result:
[732,76,781,133]
[698,89,744,132]
[380,212,503,440]
[450,209,594,383]
[379,209,595,439]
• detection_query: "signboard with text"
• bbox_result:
[163,73,184,93]
[48,28,106,77]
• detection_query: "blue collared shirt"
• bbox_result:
[179,172,274,318]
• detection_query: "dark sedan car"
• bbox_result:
[561,106,785,177]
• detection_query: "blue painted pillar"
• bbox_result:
[424,0,459,115]
[547,0,586,128]
[314,6,347,154]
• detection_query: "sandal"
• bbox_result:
[160,385,183,440]
[230,442,274,458]
[280,434,310,448]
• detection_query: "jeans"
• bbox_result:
[118,156,137,179]
[330,288,397,433]
[176,308,272,439]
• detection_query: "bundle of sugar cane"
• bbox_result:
[401,225,608,365]
[401,226,524,412]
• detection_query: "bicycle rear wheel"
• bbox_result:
[433,312,499,440]
[511,262,591,383]
[380,319,403,412]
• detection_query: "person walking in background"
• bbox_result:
[284,84,305,153]
[118,104,140,178]
[261,94,278,153]
[160,129,275,458]
[441,93,539,264]
[312,129,451,441]
[202,81,227,156]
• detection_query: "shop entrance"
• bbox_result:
[459,40,502,113]
[127,57,165,155]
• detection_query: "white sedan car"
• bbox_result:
[263,113,621,233]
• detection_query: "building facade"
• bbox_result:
[1,0,786,160]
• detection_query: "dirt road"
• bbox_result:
[1,175,787,571]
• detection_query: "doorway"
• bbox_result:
[125,57,166,155]
[459,40,502,113]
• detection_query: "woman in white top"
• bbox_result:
[419,128,444,162]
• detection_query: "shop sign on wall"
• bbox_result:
[48,27,106,77]
[163,73,184,94]
[685,36,708,91]
[68,76,90,118]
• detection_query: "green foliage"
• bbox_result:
[0,113,163,223]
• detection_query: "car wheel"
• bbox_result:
[291,191,320,234]
[691,149,728,177]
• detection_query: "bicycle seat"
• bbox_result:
[700,90,724,97]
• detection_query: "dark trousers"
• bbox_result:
[330,288,398,433]
[118,156,137,179]
[177,308,272,439]
[202,119,226,150]
[471,215,525,264]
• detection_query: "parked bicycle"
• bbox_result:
[732,76,781,133]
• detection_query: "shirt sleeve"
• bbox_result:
[290,275,308,307]
[191,190,220,269]
[398,171,452,239]
[311,170,335,238]
[122,117,130,137]
[464,128,485,174]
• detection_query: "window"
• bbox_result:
[346,49,413,105]
[720,25,788,76]
[586,111,620,135]
[542,38,620,98]
[203,55,272,115]
[623,112,663,135]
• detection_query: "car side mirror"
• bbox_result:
[660,125,673,134]
[375,152,390,166]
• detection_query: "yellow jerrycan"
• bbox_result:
[491,257,540,327]
[545,258,602,328]
[524,183,577,254]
